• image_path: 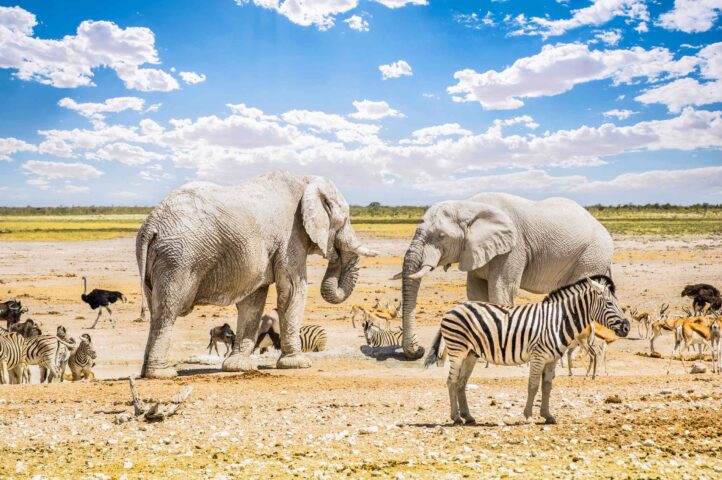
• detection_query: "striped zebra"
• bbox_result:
[425,276,629,425]
[67,334,97,381]
[299,325,327,352]
[362,319,405,347]
[0,333,28,384]
[21,334,76,383]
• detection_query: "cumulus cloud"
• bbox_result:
[0,137,36,161]
[58,97,146,124]
[448,43,698,110]
[603,109,637,120]
[0,6,178,91]
[344,15,369,31]
[235,0,425,31]
[510,0,648,39]
[379,60,412,80]
[179,71,206,84]
[22,160,103,179]
[349,100,404,120]
[574,166,722,194]
[454,11,495,29]
[400,123,472,145]
[657,0,722,33]
[593,29,622,46]
[282,109,381,144]
[85,142,166,165]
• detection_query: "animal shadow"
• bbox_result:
[360,345,416,362]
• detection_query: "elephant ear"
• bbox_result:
[302,180,332,257]
[459,205,516,272]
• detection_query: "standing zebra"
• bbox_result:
[19,334,76,383]
[0,332,27,384]
[67,334,97,381]
[425,276,629,425]
[362,319,405,348]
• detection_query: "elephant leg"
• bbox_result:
[487,257,522,306]
[276,275,311,369]
[466,274,489,302]
[223,286,269,372]
[141,299,180,379]
[539,362,557,424]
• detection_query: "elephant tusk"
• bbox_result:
[390,271,402,280]
[408,265,434,280]
[352,245,379,257]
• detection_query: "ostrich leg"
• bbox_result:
[89,309,102,329]
[107,307,115,328]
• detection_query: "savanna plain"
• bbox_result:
[1,207,721,479]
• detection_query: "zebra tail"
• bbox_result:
[424,328,443,369]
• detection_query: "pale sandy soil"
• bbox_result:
[1,233,721,479]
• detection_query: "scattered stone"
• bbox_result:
[605,395,623,404]
[643,439,655,447]
[690,362,707,374]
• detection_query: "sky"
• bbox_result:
[0,0,721,207]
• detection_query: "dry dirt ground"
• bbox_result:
[1,233,721,479]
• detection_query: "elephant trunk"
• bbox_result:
[401,231,427,360]
[320,247,360,304]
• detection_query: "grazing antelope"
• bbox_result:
[650,312,707,354]
[425,276,629,425]
[350,298,381,328]
[207,324,236,357]
[667,318,713,374]
[364,300,401,329]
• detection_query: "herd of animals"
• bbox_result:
[1,171,721,425]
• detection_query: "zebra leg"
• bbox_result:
[566,347,574,376]
[447,351,464,425]
[539,362,557,425]
[89,309,102,329]
[0,361,8,384]
[457,353,478,425]
[223,286,269,372]
[523,356,545,421]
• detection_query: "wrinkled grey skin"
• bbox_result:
[136,171,376,378]
[400,192,613,359]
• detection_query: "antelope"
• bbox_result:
[625,306,652,338]
[364,300,401,329]
[710,314,721,374]
[650,312,707,354]
[350,298,381,328]
[565,322,619,379]
[667,319,713,374]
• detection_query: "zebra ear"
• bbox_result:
[586,278,605,295]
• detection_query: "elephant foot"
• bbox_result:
[142,366,178,379]
[222,354,255,372]
[403,345,425,360]
[276,353,311,369]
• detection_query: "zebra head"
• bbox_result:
[586,277,630,338]
[80,333,98,359]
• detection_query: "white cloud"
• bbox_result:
[400,123,472,145]
[593,29,622,46]
[0,137,36,161]
[349,100,404,120]
[344,15,369,31]
[282,109,381,143]
[235,0,425,31]
[0,6,178,91]
[636,78,722,113]
[657,0,722,33]
[455,11,495,29]
[511,0,648,39]
[58,97,145,123]
[85,142,166,165]
[574,166,722,194]
[226,103,279,121]
[22,160,103,179]
[379,60,412,80]
[448,43,698,110]
[603,109,636,120]
[413,169,586,196]
[179,71,207,84]
[140,163,171,182]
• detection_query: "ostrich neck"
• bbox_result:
[83,278,87,295]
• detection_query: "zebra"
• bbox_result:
[20,334,76,383]
[67,334,97,381]
[362,319,404,347]
[424,276,630,426]
[0,333,28,384]
[299,325,327,352]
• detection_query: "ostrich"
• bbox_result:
[81,276,126,329]
[681,283,722,315]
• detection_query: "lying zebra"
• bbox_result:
[254,321,328,353]
[425,276,629,425]
[362,318,403,347]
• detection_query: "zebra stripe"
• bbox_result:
[362,321,405,348]
[425,276,629,425]
[299,325,327,352]
[0,333,27,384]
[23,335,75,383]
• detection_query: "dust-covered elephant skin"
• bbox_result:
[136,171,377,378]
[400,192,613,359]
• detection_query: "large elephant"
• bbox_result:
[136,171,376,378]
[400,192,613,359]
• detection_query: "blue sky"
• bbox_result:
[0,0,721,206]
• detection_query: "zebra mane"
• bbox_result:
[542,275,616,303]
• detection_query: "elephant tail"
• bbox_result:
[424,328,443,369]
[137,227,156,321]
